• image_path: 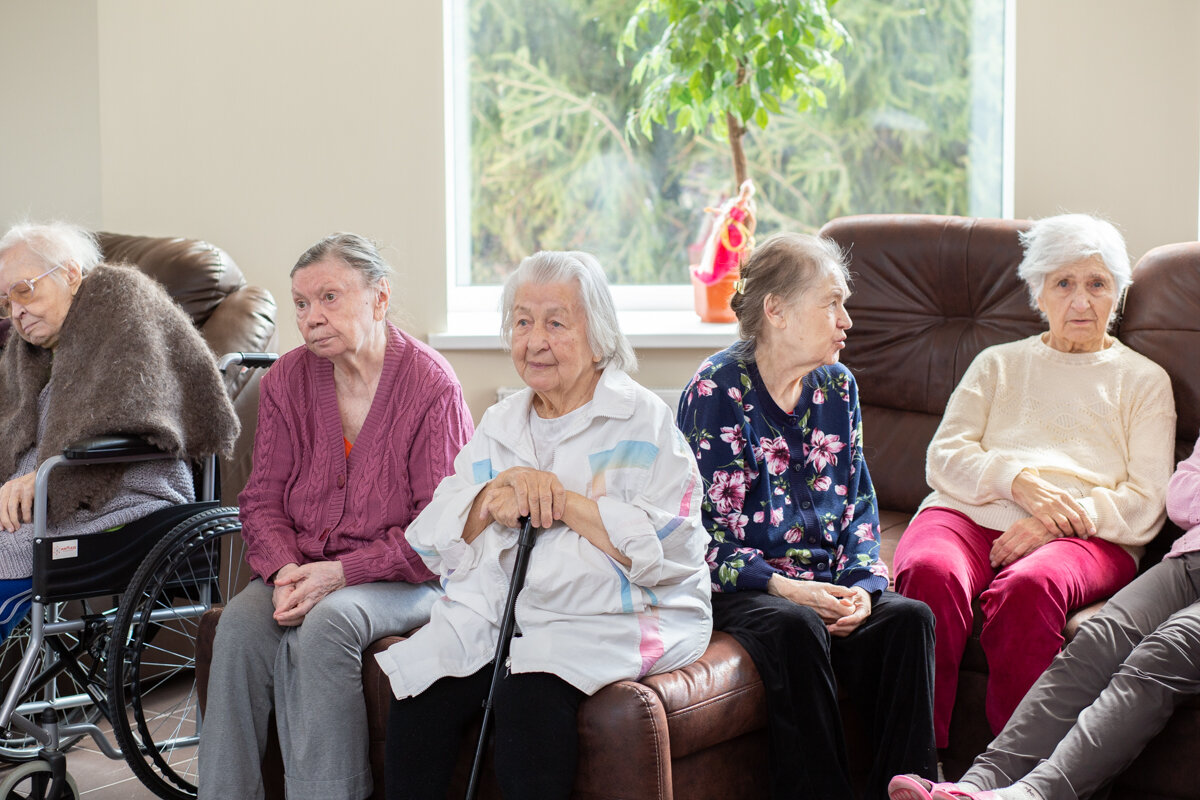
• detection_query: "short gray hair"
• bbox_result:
[500,250,637,373]
[1017,214,1131,326]
[730,232,849,352]
[291,232,393,285]
[0,221,102,276]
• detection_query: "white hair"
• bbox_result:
[1017,214,1131,329]
[0,221,102,276]
[499,250,637,373]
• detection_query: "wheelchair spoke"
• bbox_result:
[107,506,246,800]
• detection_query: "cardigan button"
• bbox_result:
[801,501,812,509]
[337,474,346,488]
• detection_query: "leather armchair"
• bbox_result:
[94,233,277,501]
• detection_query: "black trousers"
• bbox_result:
[385,666,585,800]
[713,589,937,800]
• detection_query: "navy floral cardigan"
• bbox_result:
[676,345,889,595]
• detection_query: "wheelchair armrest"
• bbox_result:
[62,435,165,461]
[218,351,279,372]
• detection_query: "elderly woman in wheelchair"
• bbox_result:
[0,221,239,642]
[0,221,241,799]
[198,233,474,800]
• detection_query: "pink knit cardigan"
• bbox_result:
[238,323,474,585]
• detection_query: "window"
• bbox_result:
[446,0,1010,312]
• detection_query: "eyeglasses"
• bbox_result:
[0,265,63,319]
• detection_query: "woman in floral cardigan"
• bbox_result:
[677,233,936,800]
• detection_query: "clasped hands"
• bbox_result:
[270,560,346,626]
[768,574,872,637]
[991,469,1096,568]
[474,466,565,532]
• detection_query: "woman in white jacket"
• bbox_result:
[378,250,712,799]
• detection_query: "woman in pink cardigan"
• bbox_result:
[198,233,474,800]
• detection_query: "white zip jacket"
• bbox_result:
[375,365,713,698]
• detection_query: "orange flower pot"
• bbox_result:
[692,268,739,323]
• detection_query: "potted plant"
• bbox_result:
[621,0,851,321]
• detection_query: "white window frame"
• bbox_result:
[440,0,1015,347]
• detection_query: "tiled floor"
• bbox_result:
[0,675,194,799]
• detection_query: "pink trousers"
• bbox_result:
[893,507,1137,748]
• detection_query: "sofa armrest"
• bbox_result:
[576,680,673,800]
[196,607,222,716]
[640,631,765,759]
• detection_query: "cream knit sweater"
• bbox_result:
[919,334,1176,561]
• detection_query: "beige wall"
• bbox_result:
[2,0,1199,420]
[1012,0,1200,259]
[0,2,101,226]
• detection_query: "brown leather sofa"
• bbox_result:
[194,215,1200,799]
[0,232,276,500]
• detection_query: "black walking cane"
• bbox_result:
[465,515,538,800]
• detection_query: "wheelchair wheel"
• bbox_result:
[0,761,80,800]
[0,601,112,762]
[106,507,246,800]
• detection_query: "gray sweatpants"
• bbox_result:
[961,551,1200,800]
[197,579,440,800]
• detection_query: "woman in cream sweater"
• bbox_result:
[893,214,1176,751]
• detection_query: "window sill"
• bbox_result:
[430,310,739,351]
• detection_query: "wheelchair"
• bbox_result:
[0,352,278,800]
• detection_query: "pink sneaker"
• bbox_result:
[932,787,1003,800]
[888,775,959,800]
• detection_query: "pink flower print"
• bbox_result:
[767,556,795,571]
[770,507,784,526]
[784,526,804,544]
[841,504,856,529]
[812,475,832,492]
[708,470,747,514]
[854,522,876,543]
[799,570,815,580]
[699,440,711,451]
[706,547,719,569]
[774,486,785,496]
[721,511,749,539]
[695,379,718,397]
[752,511,765,523]
[837,552,850,570]
[834,484,848,496]
[804,429,845,472]
[727,387,743,402]
[760,436,791,476]
[720,425,746,454]
[812,387,826,405]
[871,561,890,578]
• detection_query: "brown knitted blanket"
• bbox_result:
[0,264,239,521]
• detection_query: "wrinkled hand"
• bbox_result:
[768,575,859,625]
[1011,470,1094,538]
[990,516,1060,568]
[826,586,872,637]
[271,561,346,626]
[0,473,36,533]
[479,467,565,530]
